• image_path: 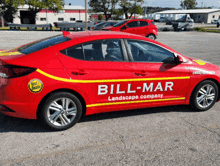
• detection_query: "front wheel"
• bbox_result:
[190,80,218,111]
[39,92,82,131]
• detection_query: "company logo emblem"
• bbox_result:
[28,79,43,93]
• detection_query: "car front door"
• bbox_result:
[57,39,134,113]
[121,21,139,35]
[125,39,190,108]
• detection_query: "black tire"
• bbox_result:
[190,80,218,111]
[147,34,155,40]
[39,92,82,131]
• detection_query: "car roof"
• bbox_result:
[66,31,146,40]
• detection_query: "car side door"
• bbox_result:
[124,39,190,108]
[135,21,149,36]
[121,21,139,34]
[57,39,134,113]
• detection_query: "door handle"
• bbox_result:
[71,70,88,75]
[134,71,148,76]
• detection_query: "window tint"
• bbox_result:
[61,45,84,60]
[18,35,71,54]
[140,21,149,26]
[83,39,124,61]
[113,21,127,27]
[102,39,124,61]
[127,21,139,27]
[127,40,174,63]
[60,39,124,62]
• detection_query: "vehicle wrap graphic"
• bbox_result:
[193,60,206,65]
[36,69,190,107]
[37,69,190,83]
[0,51,21,56]
[28,79,43,93]
[86,97,185,107]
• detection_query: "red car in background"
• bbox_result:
[0,31,219,131]
[102,19,157,40]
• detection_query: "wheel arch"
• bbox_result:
[37,88,87,120]
[189,78,220,102]
[146,33,156,40]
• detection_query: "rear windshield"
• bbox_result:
[113,21,127,27]
[18,35,71,54]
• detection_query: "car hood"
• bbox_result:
[187,57,219,73]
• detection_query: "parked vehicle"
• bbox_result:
[1,31,220,131]
[102,19,157,40]
[172,14,194,31]
[94,21,118,30]
[158,16,166,22]
[211,20,220,24]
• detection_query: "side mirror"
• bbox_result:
[176,55,183,64]
[121,25,128,31]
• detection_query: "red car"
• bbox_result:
[102,19,157,40]
[0,31,219,130]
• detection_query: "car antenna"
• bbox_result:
[62,31,70,37]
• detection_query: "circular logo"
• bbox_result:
[28,79,43,93]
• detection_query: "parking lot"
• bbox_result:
[0,31,220,165]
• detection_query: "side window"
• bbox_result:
[140,21,149,26]
[83,39,124,61]
[60,39,124,61]
[102,39,124,61]
[83,41,104,61]
[127,40,175,63]
[127,21,139,27]
[60,45,84,60]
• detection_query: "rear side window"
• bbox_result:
[140,21,149,26]
[18,35,71,54]
[60,39,124,61]
[60,45,84,60]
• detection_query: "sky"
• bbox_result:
[65,0,220,9]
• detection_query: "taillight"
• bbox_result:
[91,27,94,30]
[0,65,36,79]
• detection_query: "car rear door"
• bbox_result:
[57,39,134,113]
[136,21,149,36]
[124,39,190,108]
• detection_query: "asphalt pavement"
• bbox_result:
[0,31,220,166]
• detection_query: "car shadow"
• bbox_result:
[0,105,200,133]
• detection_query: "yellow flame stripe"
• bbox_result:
[0,51,21,56]
[193,60,206,65]
[36,69,190,83]
[86,97,185,107]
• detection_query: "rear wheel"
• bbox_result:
[190,80,218,111]
[39,92,82,131]
[147,34,155,40]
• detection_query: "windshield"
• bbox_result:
[113,21,127,27]
[18,35,71,54]
[95,22,106,28]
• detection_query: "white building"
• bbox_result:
[13,5,88,25]
[156,9,220,23]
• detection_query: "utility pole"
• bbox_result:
[1,15,4,28]
[85,0,88,31]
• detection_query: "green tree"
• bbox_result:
[180,0,197,9]
[0,0,25,23]
[119,0,144,19]
[89,0,119,21]
[98,14,103,20]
